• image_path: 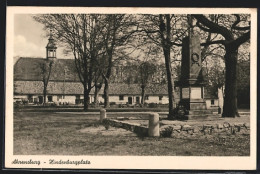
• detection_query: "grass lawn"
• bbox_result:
[14,112,250,156]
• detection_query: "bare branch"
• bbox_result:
[201,40,226,46]
[196,21,212,32]
[231,31,250,48]
[231,14,250,31]
[193,14,234,41]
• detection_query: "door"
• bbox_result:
[128,97,132,104]
[38,96,43,104]
[136,97,140,104]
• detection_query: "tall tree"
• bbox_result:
[93,60,103,107]
[34,14,105,111]
[99,14,137,108]
[137,14,187,118]
[139,61,157,106]
[193,14,250,117]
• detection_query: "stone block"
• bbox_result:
[173,125,182,130]
[116,117,126,120]
[182,125,193,131]
[244,123,250,129]
[223,122,230,128]
[160,125,171,130]
[148,113,160,137]
[203,125,213,129]
[234,123,244,127]
[189,103,207,110]
[235,126,241,132]
[216,123,223,129]
[100,109,106,122]
[193,127,200,133]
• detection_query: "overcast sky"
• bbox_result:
[14,14,70,59]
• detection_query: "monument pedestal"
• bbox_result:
[178,85,210,120]
[180,99,206,110]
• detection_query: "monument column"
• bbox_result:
[175,32,210,119]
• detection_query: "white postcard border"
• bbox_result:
[5,7,257,170]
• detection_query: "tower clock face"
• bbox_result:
[191,53,199,62]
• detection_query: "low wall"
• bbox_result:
[99,109,249,137]
[102,119,148,137]
[160,122,250,137]
[102,118,250,137]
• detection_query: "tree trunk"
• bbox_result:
[94,85,101,107]
[83,85,90,111]
[163,46,175,118]
[43,86,47,106]
[159,15,175,119]
[141,84,145,107]
[104,79,110,108]
[222,46,239,117]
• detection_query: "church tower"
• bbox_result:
[46,30,57,59]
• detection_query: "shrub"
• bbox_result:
[102,119,110,130]
[110,102,116,105]
[148,103,157,108]
[160,126,173,137]
[168,104,188,120]
[104,124,110,130]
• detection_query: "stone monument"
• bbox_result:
[175,31,211,120]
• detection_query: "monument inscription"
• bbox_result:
[182,88,189,99]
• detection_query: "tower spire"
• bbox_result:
[49,29,53,38]
[46,29,57,59]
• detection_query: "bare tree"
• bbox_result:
[135,46,158,106]
[34,14,105,111]
[139,61,157,106]
[93,58,103,107]
[99,14,137,108]
[135,14,187,118]
[193,14,250,117]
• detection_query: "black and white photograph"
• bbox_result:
[5,7,257,170]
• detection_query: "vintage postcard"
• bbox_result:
[5,7,257,170]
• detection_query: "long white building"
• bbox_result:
[13,35,220,109]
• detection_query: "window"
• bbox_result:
[211,99,215,105]
[48,49,56,57]
[119,95,124,100]
[136,97,140,104]
[28,94,33,103]
[48,96,53,102]
[33,98,38,103]
[145,95,149,100]
[159,96,163,101]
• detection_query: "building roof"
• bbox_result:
[46,35,57,48]
[14,81,169,95]
[107,83,169,95]
[14,79,217,98]
[14,57,217,98]
[14,57,79,82]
